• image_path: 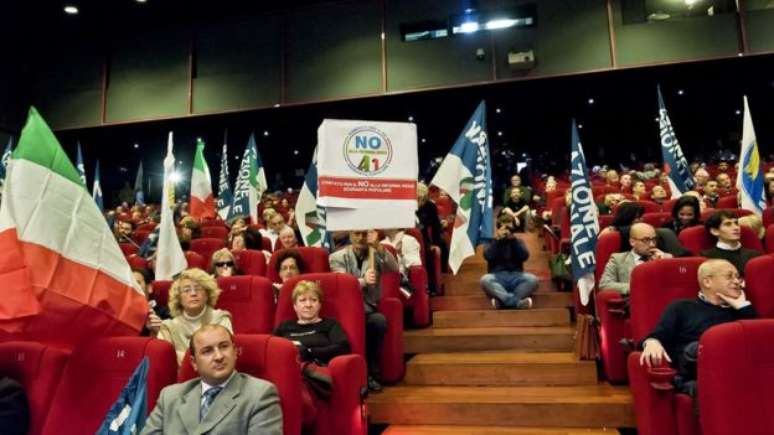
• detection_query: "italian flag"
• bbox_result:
[0,108,147,348]
[190,138,215,220]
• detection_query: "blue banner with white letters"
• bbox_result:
[658,86,694,198]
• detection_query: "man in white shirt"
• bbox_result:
[141,325,282,434]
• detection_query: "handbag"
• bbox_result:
[549,253,572,282]
[574,314,600,361]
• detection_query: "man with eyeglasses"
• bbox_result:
[700,210,761,277]
[639,259,757,397]
[600,222,673,295]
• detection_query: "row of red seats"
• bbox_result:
[627,256,774,435]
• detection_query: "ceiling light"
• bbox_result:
[459,21,480,33]
[678,89,684,95]
[484,18,518,30]
[588,98,595,105]
[408,116,414,122]
[263,131,270,136]
[136,0,147,3]
[64,5,79,14]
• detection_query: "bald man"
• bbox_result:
[639,259,757,395]
[599,223,673,295]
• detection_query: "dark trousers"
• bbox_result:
[365,311,387,379]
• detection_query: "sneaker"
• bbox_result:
[516,297,533,310]
[368,376,383,393]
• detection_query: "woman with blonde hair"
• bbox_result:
[151,268,233,364]
[210,248,241,277]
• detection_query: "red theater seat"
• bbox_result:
[699,207,753,222]
[698,320,774,435]
[763,207,774,229]
[178,334,304,435]
[136,222,157,232]
[715,195,739,209]
[151,280,172,307]
[119,243,137,256]
[200,225,228,240]
[267,247,331,283]
[41,337,177,435]
[640,212,672,229]
[189,237,226,263]
[275,273,368,435]
[131,229,152,245]
[233,248,268,276]
[678,224,763,255]
[126,254,148,270]
[0,342,69,435]
[216,276,275,333]
[744,255,774,318]
[184,250,207,269]
[627,257,706,435]
[379,243,430,327]
[765,224,774,254]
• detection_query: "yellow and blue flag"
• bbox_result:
[737,96,766,215]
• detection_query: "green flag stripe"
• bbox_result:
[13,107,84,188]
[193,139,206,172]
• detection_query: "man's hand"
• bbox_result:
[495,226,511,240]
[718,290,749,310]
[648,248,673,260]
[146,310,162,336]
[639,338,671,367]
[365,269,378,285]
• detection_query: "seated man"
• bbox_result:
[329,230,398,392]
[599,222,673,295]
[260,211,286,248]
[639,259,757,396]
[115,220,137,247]
[700,210,761,276]
[702,180,720,208]
[278,226,299,250]
[141,324,282,434]
[480,216,538,310]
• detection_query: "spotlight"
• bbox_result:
[64,5,79,14]
[263,131,270,137]
[408,115,414,122]
[587,98,595,105]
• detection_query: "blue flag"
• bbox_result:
[658,86,694,198]
[216,139,233,220]
[0,137,13,181]
[737,96,766,215]
[569,119,599,306]
[227,135,259,224]
[430,100,494,274]
[93,160,104,212]
[96,357,149,435]
[134,161,145,206]
[296,146,332,249]
[76,141,87,186]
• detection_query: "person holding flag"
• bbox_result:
[216,132,233,220]
[189,138,216,221]
[155,132,187,281]
[657,86,695,198]
[737,96,766,216]
[430,100,494,274]
[295,146,331,249]
[0,107,147,348]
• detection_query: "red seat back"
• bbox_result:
[189,238,226,263]
[678,225,763,255]
[151,280,173,307]
[184,250,207,270]
[699,320,774,435]
[200,226,228,240]
[41,337,177,435]
[744,255,774,318]
[715,195,739,209]
[763,207,774,229]
[0,342,69,435]
[700,208,753,222]
[267,247,331,283]
[261,236,273,252]
[765,225,774,254]
[595,231,622,285]
[662,198,679,214]
[177,334,302,435]
[598,214,615,230]
[126,254,148,270]
[136,222,157,232]
[119,243,137,256]
[215,276,275,333]
[404,228,428,262]
[131,229,152,245]
[232,249,268,276]
[640,212,672,229]
[629,257,706,343]
[274,273,365,357]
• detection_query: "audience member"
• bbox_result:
[662,195,701,235]
[261,212,286,247]
[210,248,241,278]
[381,228,423,299]
[416,182,448,293]
[141,324,282,434]
[694,168,710,187]
[599,223,673,295]
[650,185,668,206]
[700,211,761,276]
[153,268,233,364]
[278,226,299,250]
[596,193,624,216]
[500,186,530,231]
[134,268,170,336]
[329,230,398,392]
[620,173,633,192]
[115,220,137,247]
[639,259,757,397]
[480,215,538,310]
[631,180,647,201]
[738,214,764,242]
[716,172,733,193]
[703,180,719,208]
[502,174,532,206]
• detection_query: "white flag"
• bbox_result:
[155,132,187,280]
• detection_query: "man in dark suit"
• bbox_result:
[141,325,282,435]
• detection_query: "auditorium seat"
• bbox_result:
[40,337,177,435]
[593,230,630,383]
[262,236,273,252]
[405,227,442,295]
[232,248,268,276]
[598,214,615,230]
[178,334,304,435]
[715,195,739,209]
[151,280,172,307]
[0,342,69,435]
[764,224,774,253]
[184,250,207,269]
[661,198,679,213]
[699,207,753,222]
[200,225,228,240]
[135,222,156,232]
[216,276,275,333]
[119,242,138,256]
[678,224,763,255]
[275,274,369,435]
[762,207,774,228]
[131,229,152,245]
[744,255,774,318]
[379,243,430,327]
[640,212,672,229]
[626,257,706,435]
[267,247,331,283]
[189,237,226,263]
[698,320,774,435]
[125,254,148,270]
[614,200,661,214]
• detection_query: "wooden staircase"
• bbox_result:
[369,233,634,434]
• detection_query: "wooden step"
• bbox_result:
[383,426,620,435]
[369,385,635,427]
[431,293,572,311]
[445,278,557,296]
[404,351,597,386]
[404,326,575,354]
[433,308,570,328]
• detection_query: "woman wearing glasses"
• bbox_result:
[210,248,242,278]
[152,268,233,364]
